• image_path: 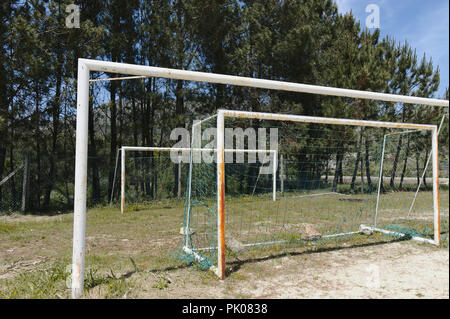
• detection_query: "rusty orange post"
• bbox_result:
[217,110,226,279]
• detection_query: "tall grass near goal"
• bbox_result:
[182,110,441,278]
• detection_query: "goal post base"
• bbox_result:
[359,224,438,246]
[182,246,220,277]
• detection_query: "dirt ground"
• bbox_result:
[126,240,449,299]
[235,241,449,299]
[80,239,449,299]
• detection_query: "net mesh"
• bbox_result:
[111,151,187,212]
[181,114,449,272]
[0,165,24,213]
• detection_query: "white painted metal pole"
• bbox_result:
[432,127,440,246]
[280,154,284,194]
[121,147,125,215]
[72,60,89,299]
[220,110,437,131]
[216,111,226,279]
[80,59,449,108]
[374,135,387,227]
[178,155,182,199]
[0,164,24,187]
[272,151,277,201]
[122,146,277,154]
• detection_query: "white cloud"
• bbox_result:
[335,0,356,14]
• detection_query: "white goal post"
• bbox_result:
[116,146,278,215]
[72,58,448,298]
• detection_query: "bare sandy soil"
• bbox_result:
[108,240,449,299]
[236,242,449,299]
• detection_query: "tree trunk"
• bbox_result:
[108,81,118,201]
[390,134,403,188]
[0,28,7,211]
[44,54,63,209]
[9,148,17,209]
[338,155,343,184]
[118,86,123,149]
[364,136,373,192]
[416,155,420,186]
[131,98,140,199]
[89,96,101,203]
[152,155,157,200]
[0,147,5,209]
[332,152,343,192]
[351,130,363,191]
[399,135,411,190]
[422,153,428,188]
[35,89,41,210]
[174,79,184,197]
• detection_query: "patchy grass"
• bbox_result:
[0,260,70,299]
[0,223,17,234]
[0,189,448,298]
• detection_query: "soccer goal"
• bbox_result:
[182,109,441,279]
[115,146,277,215]
[72,58,447,298]
[112,146,189,215]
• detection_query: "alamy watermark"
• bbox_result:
[365,4,380,29]
[169,124,278,174]
[65,4,80,28]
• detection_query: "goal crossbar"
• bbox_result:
[79,59,449,108]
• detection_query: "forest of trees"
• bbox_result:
[0,0,448,213]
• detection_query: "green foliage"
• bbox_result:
[0,0,447,215]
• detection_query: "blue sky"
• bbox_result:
[335,0,449,97]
